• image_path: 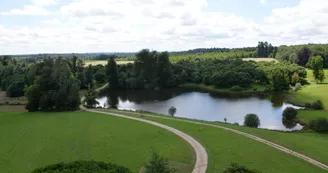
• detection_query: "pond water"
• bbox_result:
[96,89,303,131]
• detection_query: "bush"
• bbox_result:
[294,83,302,92]
[311,100,324,110]
[223,163,261,173]
[309,118,328,133]
[244,114,260,128]
[31,160,132,173]
[94,72,106,83]
[230,85,243,92]
[6,81,25,97]
[145,152,175,173]
[282,107,297,120]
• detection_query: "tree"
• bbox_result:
[282,107,297,120]
[295,47,311,66]
[291,72,300,85]
[244,114,260,128]
[106,56,119,89]
[223,163,261,173]
[168,106,177,117]
[84,65,94,88]
[83,86,99,108]
[309,118,328,133]
[94,71,106,83]
[145,152,175,173]
[271,69,289,91]
[310,56,325,83]
[157,52,172,87]
[317,70,326,83]
[6,81,25,97]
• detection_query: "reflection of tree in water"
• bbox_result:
[282,118,297,129]
[107,93,119,109]
[270,94,285,108]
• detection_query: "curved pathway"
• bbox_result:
[106,109,328,171]
[80,94,208,173]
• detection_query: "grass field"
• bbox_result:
[180,83,266,93]
[242,58,278,62]
[101,109,327,173]
[287,69,328,109]
[298,110,328,124]
[84,60,134,66]
[0,111,193,173]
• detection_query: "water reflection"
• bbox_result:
[97,89,303,131]
[282,118,297,129]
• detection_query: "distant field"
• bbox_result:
[288,69,328,109]
[242,58,278,62]
[0,111,193,173]
[84,60,134,66]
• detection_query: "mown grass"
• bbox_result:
[0,111,193,173]
[102,109,328,173]
[288,69,328,109]
[298,110,328,124]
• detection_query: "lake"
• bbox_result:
[97,88,303,131]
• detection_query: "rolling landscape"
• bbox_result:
[1,0,328,173]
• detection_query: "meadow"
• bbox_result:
[84,60,133,66]
[287,69,328,109]
[0,111,193,173]
[101,109,328,173]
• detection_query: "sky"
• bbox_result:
[0,0,327,55]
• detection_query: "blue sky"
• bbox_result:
[0,0,327,54]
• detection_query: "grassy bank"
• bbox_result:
[84,60,133,66]
[287,69,328,109]
[0,111,193,173]
[101,109,328,173]
[298,110,328,124]
[180,83,266,94]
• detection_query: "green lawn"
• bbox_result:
[298,110,328,124]
[0,111,193,173]
[288,69,328,109]
[102,109,328,173]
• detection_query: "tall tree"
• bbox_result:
[295,47,311,66]
[85,65,94,88]
[310,56,325,83]
[106,56,119,89]
[271,69,289,91]
[157,52,172,87]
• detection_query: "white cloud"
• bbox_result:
[30,0,59,6]
[41,18,61,25]
[1,0,328,54]
[0,5,51,16]
[260,0,266,4]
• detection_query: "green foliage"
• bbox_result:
[310,56,325,83]
[83,86,99,108]
[294,83,302,92]
[31,160,132,173]
[309,118,328,133]
[311,100,324,110]
[94,71,106,83]
[295,47,311,66]
[270,69,289,91]
[223,163,261,173]
[244,114,260,128]
[106,56,119,89]
[291,72,300,85]
[6,81,25,97]
[26,58,81,112]
[145,152,175,173]
[84,65,94,88]
[282,107,297,120]
[168,106,177,117]
[257,41,276,58]
[230,85,243,91]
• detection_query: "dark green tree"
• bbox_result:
[310,56,325,83]
[84,65,94,88]
[83,86,99,108]
[106,56,119,89]
[157,52,172,87]
[271,69,289,91]
[282,107,297,120]
[168,106,177,117]
[244,114,260,128]
[295,47,311,66]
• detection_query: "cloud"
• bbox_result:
[260,0,266,4]
[41,18,61,25]
[30,0,59,6]
[0,5,51,16]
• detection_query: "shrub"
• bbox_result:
[31,160,132,173]
[223,163,261,173]
[145,152,175,173]
[244,114,260,128]
[309,118,328,133]
[94,72,106,83]
[282,107,297,120]
[168,106,177,117]
[230,85,243,92]
[311,100,324,110]
[6,81,25,97]
[294,83,302,92]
